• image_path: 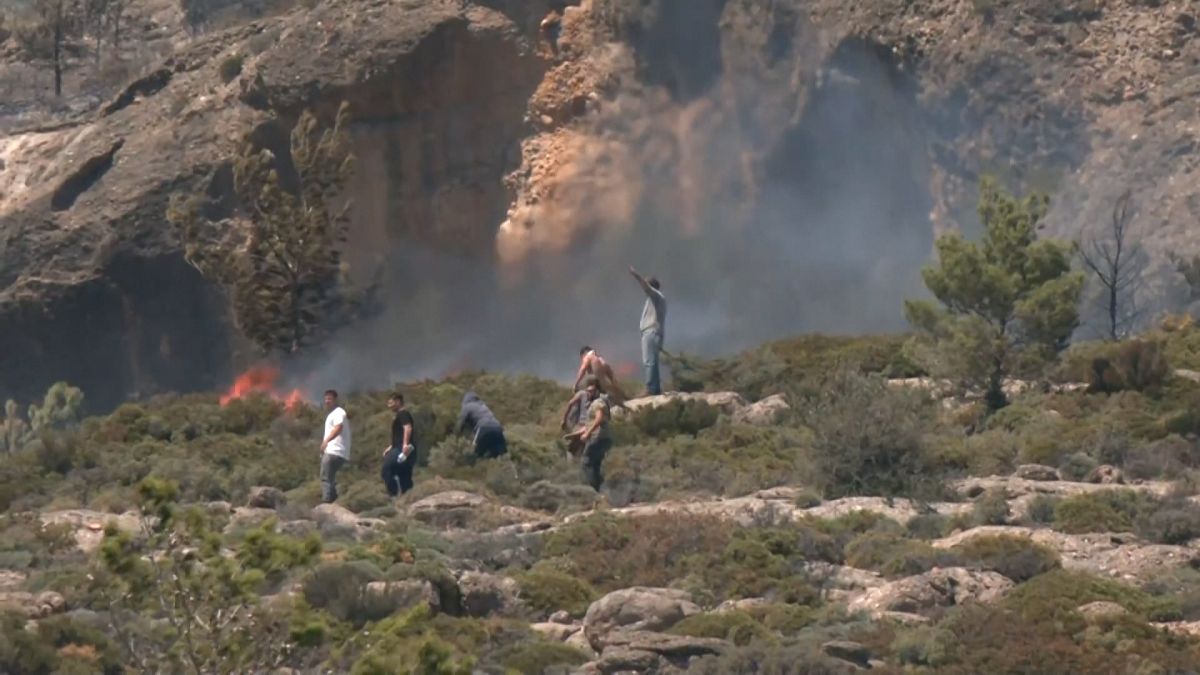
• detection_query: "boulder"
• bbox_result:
[715,597,771,614]
[597,629,730,660]
[1086,465,1126,485]
[934,526,1200,583]
[312,504,385,540]
[583,587,699,648]
[532,621,577,641]
[407,491,489,528]
[39,510,144,554]
[589,647,663,674]
[822,640,871,668]
[1014,464,1061,482]
[276,519,317,538]
[0,570,27,592]
[363,580,441,614]
[732,394,790,426]
[226,507,277,533]
[0,591,66,618]
[617,392,748,417]
[457,572,523,618]
[847,568,1013,617]
[1077,601,1129,622]
[565,628,597,658]
[247,486,286,509]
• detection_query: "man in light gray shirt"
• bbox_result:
[630,266,666,396]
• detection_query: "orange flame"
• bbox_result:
[219,366,305,412]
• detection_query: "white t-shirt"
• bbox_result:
[323,406,351,459]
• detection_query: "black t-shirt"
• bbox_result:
[391,410,415,448]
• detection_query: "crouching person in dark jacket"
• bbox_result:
[456,391,507,459]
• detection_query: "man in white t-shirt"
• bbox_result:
[319,389,351,504]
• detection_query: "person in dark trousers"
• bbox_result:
[564,378,611,491]
[380,392,416,497]
[630,266,666,396]
[319,389,351,503]
[456,391,508,459]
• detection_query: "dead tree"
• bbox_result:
[16,0,81,96]
[1079,191,1147,341]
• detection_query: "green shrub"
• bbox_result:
[1134,499,1200,545]
[1005,569,1180,622]
[1065,339,1171,394]
[1057,452,1098,482]
[542,512,734,592]
[971,488,1010,526]
[235,523,321,584]
[515,567,597,618]
[952,534,1060,582]
[668,611,773,646]
[219,53,245,83]
[1024,494,1060,525]
[905,513,952,539]
[632,399,719,439]
[1053,490,1147,534]
[301,560,386,624]
[496,642,589,673]
[893,625,954,667]
[844,532,959,578]
[803,370,939,499]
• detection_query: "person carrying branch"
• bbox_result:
[630,266,666,396]
[562,376,612,491]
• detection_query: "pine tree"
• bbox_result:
[905,177,1084,410]
[169,103,370,355]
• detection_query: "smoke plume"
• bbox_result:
[299,19,938,395]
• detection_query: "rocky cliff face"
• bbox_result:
[1,0,1197,409]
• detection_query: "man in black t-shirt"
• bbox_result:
[381,392,416,497]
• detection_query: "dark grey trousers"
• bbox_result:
[320,453,346,503]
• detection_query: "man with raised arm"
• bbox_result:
[630,266,667,396]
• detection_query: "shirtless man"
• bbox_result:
[573,346,628,407]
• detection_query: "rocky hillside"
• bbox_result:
[3,332,1200,672]
[1,0,1197,408]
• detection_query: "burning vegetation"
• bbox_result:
[218,365,304,411]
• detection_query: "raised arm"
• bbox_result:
[629,266,653,295]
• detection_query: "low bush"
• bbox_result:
[495,642,589,673]
[301,560,386,625]
[1023,494,1060,525]
[1062,339,1171,394]
[541,512,733,592]
[1134,499,1200,545]
[952,534,1060,582]
[971,488,1010,526]
[668,611,773,646]
[515,567,597,618]
[844,532,960,578]
[803,370,940,499]
[1052,490,1147,534]
[1004,569,1180,622]
[631,399,719,439]
[219,53,245,83]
